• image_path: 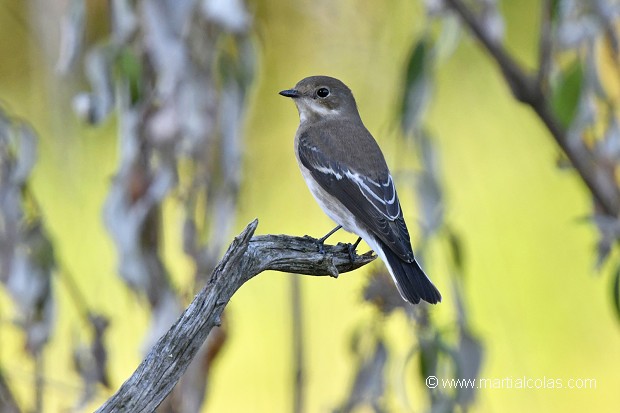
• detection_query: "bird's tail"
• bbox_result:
[379,240,441,304]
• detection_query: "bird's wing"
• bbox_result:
[298,130,415,262]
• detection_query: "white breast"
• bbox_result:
[297,161,361,235]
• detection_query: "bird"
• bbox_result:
[279,75,441,305]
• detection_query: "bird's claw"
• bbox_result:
[347,243,356,262]
[347,237,362,263]
[315,240,325,254]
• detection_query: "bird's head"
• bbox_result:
[279,76,360,123]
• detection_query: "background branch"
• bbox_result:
[444,0,620,216]
[0,371,20,413]
[291,276,305,413]
[535,0,553,90]
[95,219,376,413]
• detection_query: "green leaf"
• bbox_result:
[405,38,427,91]
[418,334,439,380]
[400,37,431,135]
[550,0,562,24]
[447,228,464,271]
[116,48,143,104]
[551,61,583,129]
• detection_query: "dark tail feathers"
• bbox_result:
[381,241,441,305]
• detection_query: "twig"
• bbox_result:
[444,0,620,216]
[95,219,375,412]
[291,276,305,413]
[0,370,20,413]
[536,0,553,90]
[34,353,43,413]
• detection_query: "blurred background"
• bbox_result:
[0,0,619,412]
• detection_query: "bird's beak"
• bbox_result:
[279,89,301,98]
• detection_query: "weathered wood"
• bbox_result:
[95,219,376,413]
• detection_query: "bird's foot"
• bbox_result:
[347,244,356,262]
[347,237,362,263]
[315,238,326,254]
[313,225,343,254]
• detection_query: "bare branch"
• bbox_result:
[444,0,538,103]
[95,219,376,413]
[536,0,553,90]
[444,0,620,216]
[291,276,305,413]
[0,371,20,413]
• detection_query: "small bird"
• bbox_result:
[280,75,441,304]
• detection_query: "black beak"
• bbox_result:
[279,89,301,98]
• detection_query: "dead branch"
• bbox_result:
[95,219,376,413]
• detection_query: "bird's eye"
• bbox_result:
[316,88,330,98]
